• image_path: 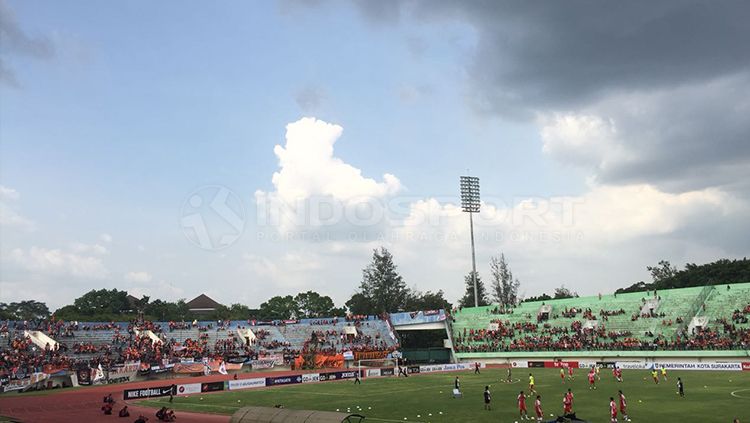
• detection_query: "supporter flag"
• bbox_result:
[93,364,105,383]
[218,361,228,375]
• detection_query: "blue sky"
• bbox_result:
[2,1,748,309]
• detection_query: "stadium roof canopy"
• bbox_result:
[230,407,365,423]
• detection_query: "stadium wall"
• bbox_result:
[456,352,750,372]
[455,350,749,360]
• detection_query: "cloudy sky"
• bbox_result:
[1,0,749,310]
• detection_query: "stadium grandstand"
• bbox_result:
[1,283,749,394]
[451,283,750,357]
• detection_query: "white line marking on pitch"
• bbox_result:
[730,388,750,399]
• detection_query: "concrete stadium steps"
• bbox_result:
[451,284,750,347]
[164,328,200,344]
[700,283,750,329]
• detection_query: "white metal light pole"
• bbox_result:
[460,176,480,307]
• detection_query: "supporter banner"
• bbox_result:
[266,375,302,386]
[208,360,242,372]
[652,361,742,372]
[380,368,395,376]
[106,372,136,385]
[302,373,320,383]
[354,350,389,361]
[1,373,48,392]
[42,364,68,375]
[173,363,205,374]
[742,362,750,371]
[123,385,176,400]
[177,383,201,395]
[343,351,354,361]
[366,369,381,377]
[228,378,266,390]
[118,361,141,373]
[251,359,275,370]
[252,353,284,369]
[201,381,225,392]
[77,368,92,385]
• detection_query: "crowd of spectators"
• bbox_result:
[1,314,398,383]
[453,301,750,353]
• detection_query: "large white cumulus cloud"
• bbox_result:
[255,117,402,234]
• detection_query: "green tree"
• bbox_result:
[489,253,520,308]
[144,299,191,321]
[345,293,372,315]
[647,260,678,282]
[227,303,254,320]
[259,295,298,320]
[405,290,452,311]
[553,285,578,299]
[523,293,553,303]
[0,300,50,320]
[458,271,489,307]
[355,247,409,314]
[294,291,336,318]
[74,289,130,316]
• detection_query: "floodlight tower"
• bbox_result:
[460,176,480,307]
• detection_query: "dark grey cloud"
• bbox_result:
[407,1,750,113]
[294,85,327,112]
[0,0,55,87]
[551,74,750,193]
[349,1,750,193]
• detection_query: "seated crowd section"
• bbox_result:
[0,314,398,382]
[2,283,749,385]
[451,283,750,353]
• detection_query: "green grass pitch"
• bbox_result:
[140,368,750,422]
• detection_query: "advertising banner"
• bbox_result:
[366,369,381,377]
[407,366,421,374]
[318,370,358,381]
[228,378,266,391]
[266,375,302,386]
[201,381,225,392]
[380,367,395,376]
[614,361,646,370]
[528,361,545,368]
[652,361,742,371]
[176,383,201,395]
[419,364,445,373]
[123,385,176,400]
[302,373,320,383]
[742,362,750,371]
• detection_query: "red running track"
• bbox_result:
[0,368,336,423]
